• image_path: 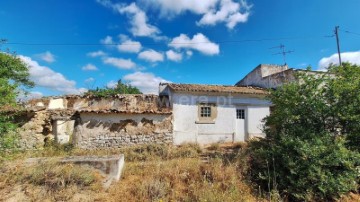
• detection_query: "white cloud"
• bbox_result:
[318,51,360,70]
[87,50,106,57]
[123,71,170,94]
[143,0,251,29]
[28,91,43,99]
[186,50,193,57]
[143,0,218,16]
[103,57,136,69]
[85,77,95,83]
[117,35,142,53]
[17,91,43,102]
[106,80,118,88]
[120,3,160,37]
[169,33,220,55]
[82,63,98,71]
[35,51,56,63]
[166,50,183,62]
[100,36,114,45]
[138,49,164,62]
[197,0,250,29]
[18,55,84,95]
[97,1,160,38]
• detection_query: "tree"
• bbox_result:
[248,63,360,201]
[0,47,34,149]
[85,79,142,97]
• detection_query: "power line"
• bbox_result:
[342,29,360,37]
[2,35,326,47]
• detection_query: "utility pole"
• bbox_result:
[334,26,342,66]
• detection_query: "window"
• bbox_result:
[200,106,211,117]
[236,109,245,119]
[197,103,217,124]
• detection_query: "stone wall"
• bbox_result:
[17,94,173,149]
[17,111,52,149]
[73,113,173,149]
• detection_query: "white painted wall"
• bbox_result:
[247,106,270,138]
[171,92,270,145]
[48,98,65,109]
[53,120,75,144]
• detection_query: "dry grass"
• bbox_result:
[2,143,359,201]
[105,158,258,202]
[0,160,103,201]
[0,143,262,202]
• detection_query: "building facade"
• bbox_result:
[159,83,271,145]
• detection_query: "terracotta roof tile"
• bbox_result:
[164,83,269,95]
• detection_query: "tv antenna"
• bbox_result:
[270,44,294,65]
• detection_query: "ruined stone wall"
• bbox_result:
[17,109,75,149]
[17,94,172,149]
[26,94,165,112]
[17,111,53,149]
[74,113,173,149]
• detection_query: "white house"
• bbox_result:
[159,83,271,145]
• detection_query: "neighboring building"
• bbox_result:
[159,83,271,145]
[235,63,321,89]
[235,64,292,88]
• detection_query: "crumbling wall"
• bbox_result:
[74,113,173,149]
[18,94,172,149]
[26,94,165,112]
[17,110,53,149]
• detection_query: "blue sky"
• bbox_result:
[1,0,360,96]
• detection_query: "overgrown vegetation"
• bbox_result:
[0,160,102,201]
[248,63,360,201]
[0,143,262,202]
[24,162,99,190]
[85,79,142,97]
[0,44,34,151]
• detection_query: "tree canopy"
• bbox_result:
[84,79,142,97]
[0,52,34,108]
[248,63,360,201]
[0,49,34,148]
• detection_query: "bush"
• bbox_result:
[248,134,359,201]
[0,131,19,151]
[247,65,360,201]
[85,79,141,97]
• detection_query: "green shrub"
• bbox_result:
[248,64,360,201]
[0,131,19,151]
[85,79,142,97]
[249,134,359,201]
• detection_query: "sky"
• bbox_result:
[1,0,360,97]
